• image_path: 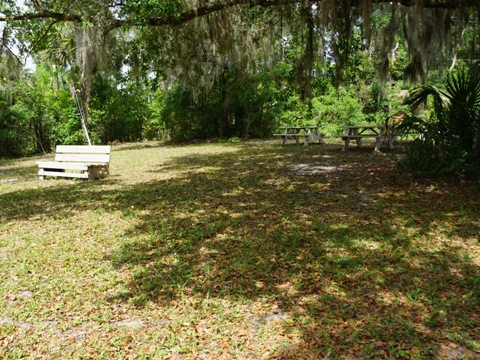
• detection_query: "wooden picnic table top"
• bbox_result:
[279,125,323,129]
[342,124,385,129]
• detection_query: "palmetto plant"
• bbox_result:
[399,64,480,176]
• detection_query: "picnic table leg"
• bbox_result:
[374,137,383,152]
[388,137,395,150]
[304,130,313,146]
[352,129,362,148]
[342,137,350,151]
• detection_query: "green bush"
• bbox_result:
[399,64,480,176]
[160,68,281,141]
[90,76,151,144]
[0,79,54,157]
[311,85,366,135]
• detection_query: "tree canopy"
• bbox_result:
[1,0,479,87]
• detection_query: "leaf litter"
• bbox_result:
[0,140,479,359]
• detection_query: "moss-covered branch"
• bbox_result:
[1,0,478,28]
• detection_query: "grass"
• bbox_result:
[0,139,479,359]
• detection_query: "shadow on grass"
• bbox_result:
[111,141,167,152]
[0,142,479,357]
[0,163,39,182]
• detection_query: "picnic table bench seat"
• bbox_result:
[336,134,379,140]
[37,145,111,180]
[273,133,308,145]
[273,131,325,146]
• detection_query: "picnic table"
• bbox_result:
[337,125,395,152]
[273,126,325,146]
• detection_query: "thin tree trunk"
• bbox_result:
[71,82,92,145]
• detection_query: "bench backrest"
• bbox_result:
[54,145,111,164]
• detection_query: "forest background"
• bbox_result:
[1,1,479,165]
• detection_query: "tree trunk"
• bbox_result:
[71,81,92,145]
[221,67,233,137]
[299,5,314,102]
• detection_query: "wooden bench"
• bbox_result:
[37,145,111,180]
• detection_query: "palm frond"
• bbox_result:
[395,115,426,137]
[404,85,446,114]
[445,64,480,114]
[403,63,480,175]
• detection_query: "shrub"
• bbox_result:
[399,64,480,176]
[311,85,366,135]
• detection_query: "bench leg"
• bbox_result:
[374,137,383,152]
[88,165,108,180]
[342,138,350,151]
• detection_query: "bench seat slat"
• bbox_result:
[56,145,111,154]
[38,170,90,179]
[54,153,110,163]
[36,161,90,171]
[335,135,379,138]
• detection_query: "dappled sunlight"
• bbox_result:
[1,141,479,358]
[108,142,242,185]
[357,239,381,250]
[322,281,349,300]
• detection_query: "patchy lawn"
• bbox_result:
[1,140,479,359]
